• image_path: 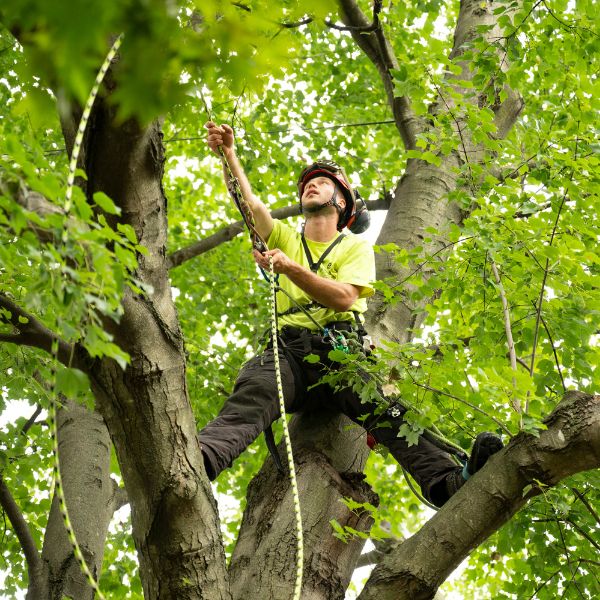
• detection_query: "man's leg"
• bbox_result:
[199,347,297,480]
[330,389,502,507]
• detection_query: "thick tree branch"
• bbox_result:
[0,179,62,242]
[0,293,75,365]
[327,0,381,32]
[16,187,64,217]
[21,405,43,436]
[571,487,600,526]
[358,392,600,600]
[448,0,524,139]
[337,0,420,150]
[0,475,46,596]
[167,196,390,269]
[111,479,129,512]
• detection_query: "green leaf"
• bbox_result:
[54,368,90,398]
[93,192,121,215]
[304,353,320,364]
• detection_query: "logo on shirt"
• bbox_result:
[320,261,336,279]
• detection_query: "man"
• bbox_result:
[199,121,503,507]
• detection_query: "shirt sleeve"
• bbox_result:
[337,237,376,298]
[266,219,290,251]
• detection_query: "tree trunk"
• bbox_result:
[365,158,463,345]
[230,409,374,599]
[60,99,230,598]
[38,401,114,600]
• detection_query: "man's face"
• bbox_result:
[301,176,346,212]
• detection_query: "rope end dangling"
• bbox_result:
[267,255,304,600]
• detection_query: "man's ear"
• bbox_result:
[335,185,346,209]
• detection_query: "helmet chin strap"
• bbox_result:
[302,187,343,215]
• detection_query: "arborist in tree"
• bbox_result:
[199,122,503,507]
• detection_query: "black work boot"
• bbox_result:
[465,432,504,477]
[440,432,504,504]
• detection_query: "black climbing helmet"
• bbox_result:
[297,160,370,234]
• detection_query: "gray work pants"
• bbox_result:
[199,327,460,506]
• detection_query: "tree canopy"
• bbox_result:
[0,1,599,599]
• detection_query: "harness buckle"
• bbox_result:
[324,327,350,353]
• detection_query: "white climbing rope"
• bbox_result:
[267,255,304,599]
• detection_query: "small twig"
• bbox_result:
[20,405,43,436]
[390,236,478,289]
[529,188,568,410]
[411,381,512,436]
[230,86,246,128]
[40,118,399,155]
[564,518,600,553]
[164,119,398,144]
[526,567,561,600]
[426,68,476,192]
[553,512,586,599]
[231,1,251,11]
[231,1,313,29]
[571,487,600,526]
[490,261,521,417]
[540,0,599,38]
[539,312,566,393]
[514,201,553,219]
[279,17,314,29]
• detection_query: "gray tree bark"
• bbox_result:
[76,105,230,599]
[230,409,373,599]
[39,400,114,600]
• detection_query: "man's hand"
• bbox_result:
[204,121,274,241]
[253,248,361,312]
[253,249,294,275]
[205,121,235,157]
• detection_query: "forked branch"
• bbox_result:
[337,0,420,150]
[0,293,74,366]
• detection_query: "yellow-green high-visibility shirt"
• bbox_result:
[267,220,375,332]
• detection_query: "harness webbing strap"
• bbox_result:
[277,300,327,319]
[275,233,345,319]
[300,231,345,273]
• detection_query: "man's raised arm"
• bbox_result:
[205,121,273,241]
